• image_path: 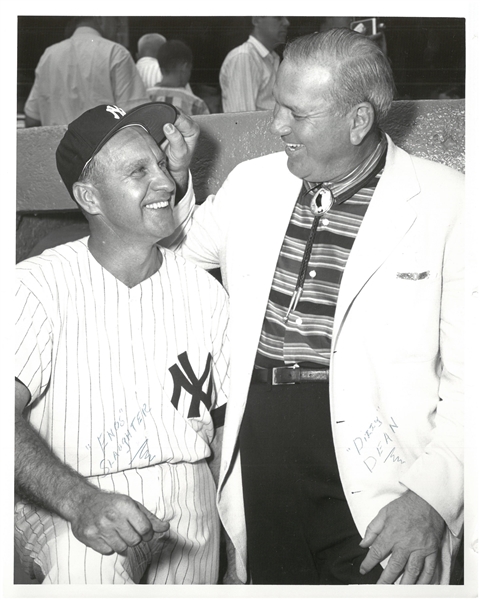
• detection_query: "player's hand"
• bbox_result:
[359,490,445,584]
[162,110,200,197]
[70,489,169,555]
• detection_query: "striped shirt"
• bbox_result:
[147,85,210,116]
[256,136,387,367]
[219,35,280,113]
[136,56,163,88]
[15,238,229,477]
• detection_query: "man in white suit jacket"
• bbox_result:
[171,28,464,585]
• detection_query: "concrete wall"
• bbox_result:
[16,100,465,262]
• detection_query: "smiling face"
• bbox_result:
[271,60,364,183]
[87,126,176,245]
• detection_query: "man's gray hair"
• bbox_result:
[283,28,395,122]
[77,154,104,187]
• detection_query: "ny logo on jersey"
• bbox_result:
[169,352,213,418]
[106,105,126,119]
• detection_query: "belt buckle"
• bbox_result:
[271,365,298,385]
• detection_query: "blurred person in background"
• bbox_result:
[219,17,289,113]
[147,40,210,116]
[136,33,167,89]
[24,17,148,127]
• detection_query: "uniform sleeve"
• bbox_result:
[110,45,149,111]
[221,52,262,113]
[15,280,53,404]
[400,176,465,537]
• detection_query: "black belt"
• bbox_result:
[251,366,329,385]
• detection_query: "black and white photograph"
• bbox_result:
[5,0,479,596]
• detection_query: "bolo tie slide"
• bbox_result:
[284,185,334,323]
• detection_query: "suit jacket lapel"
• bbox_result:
[332,138,420,346]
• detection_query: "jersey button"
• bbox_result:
[309,270,317,278]
[295,317,303,325]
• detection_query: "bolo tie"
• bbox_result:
[284,184,334,322]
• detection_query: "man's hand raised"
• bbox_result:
[162,110,200,198]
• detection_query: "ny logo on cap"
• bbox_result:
[106,105,126,120]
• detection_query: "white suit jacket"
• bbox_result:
[174,136,464,583]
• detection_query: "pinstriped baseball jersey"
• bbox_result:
[15,237,229,478]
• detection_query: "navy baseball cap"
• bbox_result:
[56,102,178,199]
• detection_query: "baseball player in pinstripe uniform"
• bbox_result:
[15,103,229,584]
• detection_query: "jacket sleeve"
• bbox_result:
[166,163,242,272]
[399,175,465,537]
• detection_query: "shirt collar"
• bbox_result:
[72,26,102,38]
[304,132,387,205]
[137,56,156,64]
[248,35,272,58]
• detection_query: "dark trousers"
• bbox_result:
[239,381,383,585]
